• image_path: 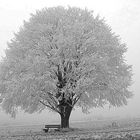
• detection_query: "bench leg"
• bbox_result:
[55,128,60,131]
[43,128,49,133]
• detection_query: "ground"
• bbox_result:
[1,118,140,140]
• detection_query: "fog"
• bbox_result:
[0,0,140,125]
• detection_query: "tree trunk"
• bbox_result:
[60,105,72,128]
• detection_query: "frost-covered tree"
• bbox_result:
[0,7,132,128]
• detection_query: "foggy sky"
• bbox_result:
[0,0,140,125]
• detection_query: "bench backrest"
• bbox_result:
[45,125,61,128]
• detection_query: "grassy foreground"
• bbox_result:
[1,118,140,140]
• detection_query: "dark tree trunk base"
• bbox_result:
[60,105,72,128]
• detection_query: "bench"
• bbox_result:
[43,125,61,132]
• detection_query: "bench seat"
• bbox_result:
[43,125,61,132]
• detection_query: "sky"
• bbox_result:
[0,0,140,125]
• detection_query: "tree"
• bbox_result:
[0,6,132,128]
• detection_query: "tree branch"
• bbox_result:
[73,93,83,106]
[41,89,58,105]
[39,100,60,114]
[65,100,73,108]
[39,93,61,113]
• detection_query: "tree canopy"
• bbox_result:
[0,7,132,121]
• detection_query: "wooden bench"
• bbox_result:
[43,125,61,132]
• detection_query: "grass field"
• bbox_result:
[1,118,140,139]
